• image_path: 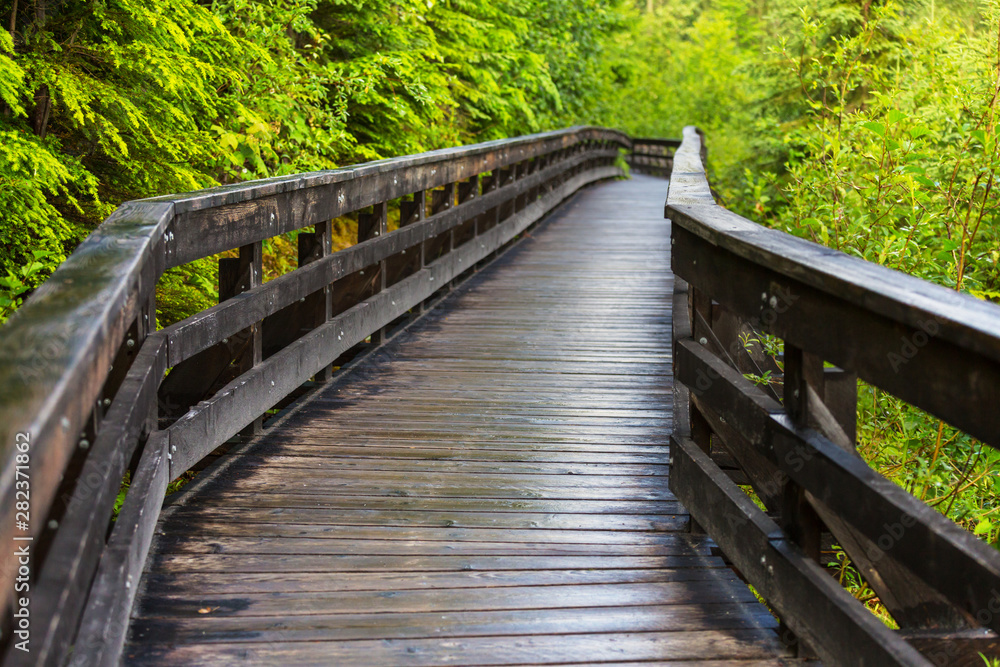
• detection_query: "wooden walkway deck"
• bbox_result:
[124,176,794,665]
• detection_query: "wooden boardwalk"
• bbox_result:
[124,176,793,665]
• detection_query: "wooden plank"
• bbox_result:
[168,511,681,535]
[146,553,717,575]
[179,494,682,515]
[134,581,760,617]
[16,338,165,667]
[137,569,729,596]
[670,434,929,665]
[68,432,169,667]
[675,334,1000,631]
[128,603,773,645]
[123,630,788,666]
[208,456,668,476]
[199,445,670,464]
[0,200,171,620]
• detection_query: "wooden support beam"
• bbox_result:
[68,432,169,667]
[221,242,263,436]
[399,190,425,227]
[298,223,334,381]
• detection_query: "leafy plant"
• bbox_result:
[0,250,58,323]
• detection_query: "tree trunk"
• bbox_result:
[8,0,17,39]
[29,0,52,137]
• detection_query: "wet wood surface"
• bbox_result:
[125,176,792,665]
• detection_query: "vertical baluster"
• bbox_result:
[455,175,480,280]
[499,165,515,221]
[298,222,333,381]
[400,191,425,227]
[219,241,263,435]
[778,343,825,657]
[358,202,388,343]
[686,286,715,535]
[781,344,826,560]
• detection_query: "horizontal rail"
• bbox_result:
[160,128,629,267]
[628,137,679,178]
[0,126,632,665]
[667,125,1000,665]
[159,149,613,367]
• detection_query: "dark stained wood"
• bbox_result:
[0,200,172,620]
[672,221,1000,449]
[675,334,1000,631]
[165,166,624,477]
[668,124,1000,664]
[127,603,775,645]
[0,128,629,666]
[159,149,614,368]
[124,176,790,665]
[162,128,629,267]
[125,630,789,666]
[25,338,165,666]
[68,432,169,667]
[137,569,733,596]
[670,434,927,665]
[164,128,629,266]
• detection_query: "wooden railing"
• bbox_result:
[629,137,681,178]
[0,126,630,666]
[668,126,1000,665]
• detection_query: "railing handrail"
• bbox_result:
[668,127,1000,366]
[667,125,1000,666]
[0,125,631,665]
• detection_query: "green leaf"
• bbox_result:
[861,121,886,138]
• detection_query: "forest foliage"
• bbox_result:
[0,0,621,319]
[2,0,999,608]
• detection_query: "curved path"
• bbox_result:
[124,175,793,665]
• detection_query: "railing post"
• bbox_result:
[298,222,334,381]
[778,343,824,657]
[358,202,388,343]
[400,190,426,227]
[219,241,263,435]
[781,344,825,561]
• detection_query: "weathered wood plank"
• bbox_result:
[124,630,789,666]
[18,338,165,666]
[68,432,169,667]
[134,581,760,618]
[127,602,773,645]
[0,201,172,621]
[675,335,1000,632]
[670,434,929,665]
